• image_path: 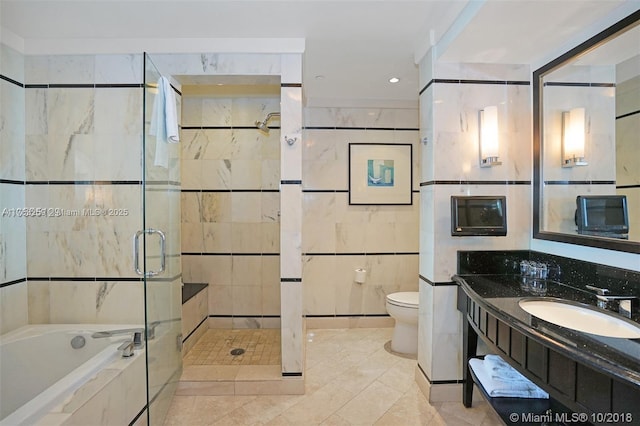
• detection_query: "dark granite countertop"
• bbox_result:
[454,273,640,387]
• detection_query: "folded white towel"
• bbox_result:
[469,357,549,399]
[150,76,180,168]
[484,354,525,380]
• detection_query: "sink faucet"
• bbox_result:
[586,285,638,318]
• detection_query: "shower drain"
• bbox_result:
[230,348,245,356]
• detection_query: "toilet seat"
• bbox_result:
[386,292,419,309]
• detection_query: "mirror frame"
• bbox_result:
[533,9,640,254]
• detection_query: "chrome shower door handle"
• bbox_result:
[133,229,167,277]
[148,228,166,277]
[133,230,144,276]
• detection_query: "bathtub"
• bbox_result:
[0,324,146,426]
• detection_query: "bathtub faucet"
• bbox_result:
[92,328,145,357]
[92,325,159,341]
[118,340,136,357]
[91,328,144,340]
[92,328,146,352]
[147,321,161,340]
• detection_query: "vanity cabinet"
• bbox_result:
[458,284,640,425]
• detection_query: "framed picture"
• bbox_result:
[348,143,413,205]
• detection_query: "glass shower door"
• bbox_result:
[141,53,182,425]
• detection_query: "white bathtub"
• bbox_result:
[0,324,146,426]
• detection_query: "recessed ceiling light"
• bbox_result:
[389,77,400,83]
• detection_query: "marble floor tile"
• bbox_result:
[334,380,403,424]
[164,328,502,426]
[374,384,437,425]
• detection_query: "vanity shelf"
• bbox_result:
[467,357,553,425]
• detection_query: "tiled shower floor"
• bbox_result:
[183,329,281,366]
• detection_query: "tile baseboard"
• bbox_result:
[415,366,478,403]
[305,316,394,329]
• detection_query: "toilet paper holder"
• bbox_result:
[355,268,367,284]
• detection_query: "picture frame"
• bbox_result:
[348,143,413,205]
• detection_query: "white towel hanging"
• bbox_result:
[149,76,180,168]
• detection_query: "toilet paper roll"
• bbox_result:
[355,268,367,283]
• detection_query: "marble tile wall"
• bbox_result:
[302,106,420,317]
[616,74,640,241]
[279,54,303,374]
[417,53,532,400]
[0,43,28,334]
[21,53,148,326]
[180,94,281,325]
[151,54,282,79]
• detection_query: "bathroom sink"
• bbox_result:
[518,298,640,339]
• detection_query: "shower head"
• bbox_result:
[255,119,270,133]
[255,112,280,134]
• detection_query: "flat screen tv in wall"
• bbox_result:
[575,195,629,239]
[451,196,507,237]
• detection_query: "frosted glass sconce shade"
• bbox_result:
[561,107,588,167]
[479,106,501,167]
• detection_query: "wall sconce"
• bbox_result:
[479,106,501,167]
[561,107,588,167]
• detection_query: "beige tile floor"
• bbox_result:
[165,328,502,425]
[184,329,281,366]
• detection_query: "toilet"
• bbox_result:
[385,291,419,355]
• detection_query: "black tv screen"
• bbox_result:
[451,196,507,236]
[575,195,629,236]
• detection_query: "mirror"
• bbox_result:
[533,10,640,254]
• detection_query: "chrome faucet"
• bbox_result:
[92,325,158,341]
[91,328,144,340]
[586,285,638,318]
[92,328,145,357]
[147,321,161,340]
[118,340,136,357]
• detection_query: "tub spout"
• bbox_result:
[147,321,161,340]
[117,340,135,357]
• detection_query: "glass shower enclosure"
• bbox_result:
[0,50,181,425]
[140,53,183,424]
